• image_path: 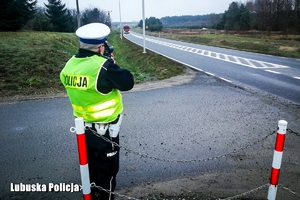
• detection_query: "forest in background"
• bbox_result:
[161,0,300,33]
[1,0,299,33]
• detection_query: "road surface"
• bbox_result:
[0,39,300,199]
[125,32,300,104]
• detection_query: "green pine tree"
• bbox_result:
[44,0,74,32]
[0,0,37,31]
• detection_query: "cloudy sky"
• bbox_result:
[37,0,237,22]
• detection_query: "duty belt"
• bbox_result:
[84,122,108,136]
[84,122,108,128]
[84,115,121,136]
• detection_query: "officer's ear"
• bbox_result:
[97,45,101,54]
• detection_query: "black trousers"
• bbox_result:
[85,127,120,200]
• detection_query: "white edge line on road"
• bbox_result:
[219,77,232,83]
[293,77,300,80]
[132,33,291,69]
[265,70,281,74]
[124,35,237,85]
[205,72,215,76]
[124,35,203,73]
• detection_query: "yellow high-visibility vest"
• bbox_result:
[60,55,123,123]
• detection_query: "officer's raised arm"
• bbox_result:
[103,62,134,92]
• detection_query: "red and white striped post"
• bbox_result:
[267,120,288,200]
[75,118,91,200]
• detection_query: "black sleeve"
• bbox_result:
[96,60,134,94]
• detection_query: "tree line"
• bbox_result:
[214,0,300,32]
[137,17,163,32]
[0,0,111,32]
[161,14,220,28]
[161,0,300,33]
[1,0,299,33]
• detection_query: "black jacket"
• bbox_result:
[75,48,134,94]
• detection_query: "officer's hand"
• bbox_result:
[110,53,116,63]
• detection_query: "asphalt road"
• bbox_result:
[0,38,300,199]
[125,32,300,104]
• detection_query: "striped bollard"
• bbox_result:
[75,118,91,200]
[267,120,288,200]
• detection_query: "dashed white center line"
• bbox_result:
[294,77,300,80]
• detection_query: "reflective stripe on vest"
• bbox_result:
[72,96,119,112]
[71,92,122,120]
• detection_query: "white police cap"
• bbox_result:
[76,23,110,44]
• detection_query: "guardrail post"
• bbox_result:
[267,120,288,200]
[75,118,91,200]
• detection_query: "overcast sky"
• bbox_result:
[37,0,237,22]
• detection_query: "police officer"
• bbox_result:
[60,23,134,200]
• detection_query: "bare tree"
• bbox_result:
[251,0,299,32]
[81,8,110,27]
[291,0,300,32]
[254,0,273,31]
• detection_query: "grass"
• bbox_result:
[0,32,79,97]
[0,30,185,97]
[1,29,299,98]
